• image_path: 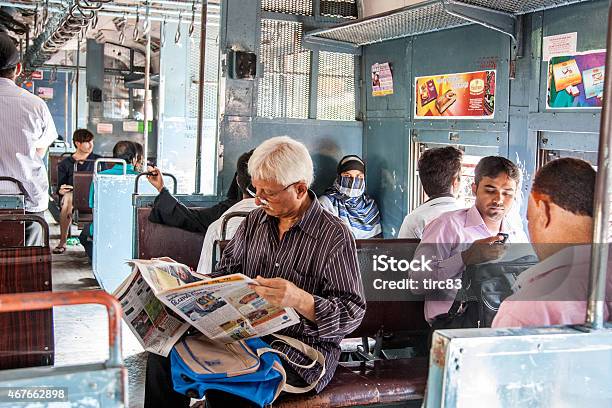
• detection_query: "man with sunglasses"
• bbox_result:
[144,136,366,407]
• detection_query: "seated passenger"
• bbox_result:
[146,169,242,234]
[133,141,145,172]
[412,156,529,324]
[319,155,382,238]
[144,136,366,407]
[79,140,140,260]
[399,146,463,239]
[54,129,101,254]
[493,158,611,327]
[195,150,258,275]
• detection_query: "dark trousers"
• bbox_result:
[79,223,93,261]
[25,211,44,247]
[144,350,308,408]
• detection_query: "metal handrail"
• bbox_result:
[0,176,28,197]
[586,1,612,330]
[0,290,123,368]
[0,214,50,248]
[134,172,178,195]
[220,211,251,241]
[94,158,127,175]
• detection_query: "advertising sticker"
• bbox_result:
[371,62,394,96]
[37,87,54,100]
[547,50,605,109]
[414,70,496,119]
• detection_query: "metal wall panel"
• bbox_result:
[363,118,408,237]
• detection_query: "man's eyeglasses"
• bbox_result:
[247,181,299,203]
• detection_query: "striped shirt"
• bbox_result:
[215,192,366,392]
[0,78,58,212]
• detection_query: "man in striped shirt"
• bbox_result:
[145,136,366,407]
[0,34,58,246]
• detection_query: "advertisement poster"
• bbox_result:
[414,70,496,119]
[37,87,54,100]
[542,32,577,61]
[21,81,34,93]
[547,50,605,109]
[371,62,394,96]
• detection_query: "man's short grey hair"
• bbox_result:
[248,136,314,187]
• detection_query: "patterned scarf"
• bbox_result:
[324,176,382,237]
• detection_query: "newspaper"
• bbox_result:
[114,258,300,355]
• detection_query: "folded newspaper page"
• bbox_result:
[115,258,300,354]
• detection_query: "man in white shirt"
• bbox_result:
[0,34,58,246]
[196,151,259,274]
[399,146,463,239]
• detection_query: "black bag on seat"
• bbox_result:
[431,255,538,330]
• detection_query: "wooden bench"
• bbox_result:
[136,207,206,269]
[0,176,26,247]
[0,214,54,370]
[73,171,94,229]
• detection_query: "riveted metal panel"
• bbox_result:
[257,19,312,119]
[317,51,356,120]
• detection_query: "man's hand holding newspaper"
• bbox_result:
[114,258,300,356]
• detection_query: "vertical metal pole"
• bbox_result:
[586,1,612,329]
[143,2,151,167]
[64,71,69,144]
[75,36,80,131]
[195,0,208,193]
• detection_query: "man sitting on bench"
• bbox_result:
[494,158,611,327]
[144,136,366,408]
[411,156,529,324]
[54,129,100,254]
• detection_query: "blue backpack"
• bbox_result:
[170,334,325,407]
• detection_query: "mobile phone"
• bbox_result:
[493,233,509,244]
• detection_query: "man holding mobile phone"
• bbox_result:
[54,129,100,254]
[411,156,529,324]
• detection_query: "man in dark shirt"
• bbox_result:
[54,129,100,253]
[144,136,366,408]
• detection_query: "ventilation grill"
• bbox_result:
[320,0,358,19]
[262,0,313,15]
[188,30,220,119]
[258,19,311,119]
[317,51,355,121]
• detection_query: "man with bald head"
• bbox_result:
[493,158,612,327]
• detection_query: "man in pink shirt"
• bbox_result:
[493,158,611,327]
[412,156,529,323]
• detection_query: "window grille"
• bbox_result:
[320,0,358,19]
[258,19,311,119]
[261,0,313,16]
[317,51,355,121]
[188,31,219,119]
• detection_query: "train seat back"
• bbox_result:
[0,215,53,370]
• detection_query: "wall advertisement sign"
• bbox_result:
[371,62,394,96]
[414,70,496,119]
[546,49,605,109]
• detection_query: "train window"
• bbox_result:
[258,19,311,118]
[411,142,498,211]
[317,51,356,120]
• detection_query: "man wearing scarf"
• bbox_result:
[319,155,383,239]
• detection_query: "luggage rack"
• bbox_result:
[304,0,589,47]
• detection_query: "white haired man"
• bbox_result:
[144,136,366,408]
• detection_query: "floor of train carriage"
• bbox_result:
[48,213,147,408]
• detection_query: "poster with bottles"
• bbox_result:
[414,70,496,119]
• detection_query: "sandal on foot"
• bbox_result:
[52,246,67,254]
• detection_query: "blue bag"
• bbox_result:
[170,334,325,407]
